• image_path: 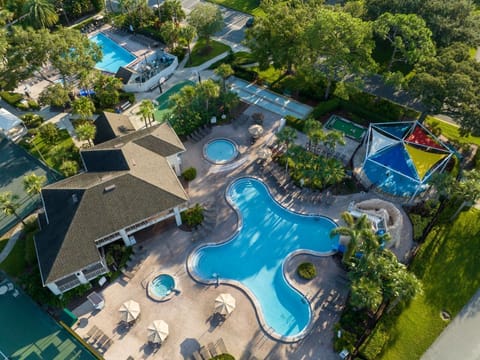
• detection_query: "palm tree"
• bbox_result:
[72,97,95,121]
[330,212,371,264]
[59,160,78,177]
[23,173,46,197]
[215,63,234,92]
[276,126,297,179]
[323,130,345,154]
[199,79,220,115]
[22,0,58,29]
[137,99,155,128]
[0,192,25,226]
[76,123,97,147]
[179,25,197,63]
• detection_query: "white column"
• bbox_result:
[119,229,131,246]
[173,207,182,226]
[47,282,61,295]
[75,271,88,284]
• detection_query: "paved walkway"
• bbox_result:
[422,288,480,360]
[0,223,23,264]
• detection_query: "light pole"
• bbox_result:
[193,71,201,83]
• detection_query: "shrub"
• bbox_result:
[297,262,316,280]
[210,355,235,360]
[17,102,30,111]
[22,113,44,129]
[0,91,23,106]
[181,204,204,227]
[359,325,390,360]
[285,115,304,132]
[170,46,187,62]
[182,167,197,181]
[27,99,40,110]
[311,98,341,118]
[333,324,357,353]
[39,123,61,145]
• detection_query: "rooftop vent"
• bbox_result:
[104,184,116,193]
[72,194,78,203]
[113,142,124,148]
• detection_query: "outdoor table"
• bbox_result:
[0,285,7,295]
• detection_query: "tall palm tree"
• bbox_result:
[330,212,371,264]
[72,97,95,122]
[179,25,197,63]
[138,99,155,128]
[76,123,97,147]
[22,0,58,29]
[215,63,234,92]
[0,192,25,226]
[276,126,297,179]
[199,79,220,115]
[23,173,46,197]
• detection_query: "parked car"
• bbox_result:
[245,17,255,28]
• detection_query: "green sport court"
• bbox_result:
[0,138,58,236]
[0,276,97,360]
[325,115,366,141]
[154,80,195,121]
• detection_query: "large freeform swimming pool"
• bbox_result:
[189,177,338,340]
[89,33,136,73]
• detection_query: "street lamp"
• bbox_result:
[193,71,201,83]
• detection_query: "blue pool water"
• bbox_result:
[204,139,238,164]
[150,274,175,297]
[191,178,338,338]
[89,33,136,73]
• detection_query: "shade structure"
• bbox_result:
[119,300,141,323]
[363,121,454,197]
[215,293,236,315]
[147,320,169,343]
[257,147,272,160]
[248,124,264,138]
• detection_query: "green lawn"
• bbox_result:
[425,116,480,146]
[363,208,480,359]
[22,129,77,172]
[0,231,37,277]
[206,0,264,16]
[185,39,231,67]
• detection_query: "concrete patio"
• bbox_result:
[73,104,414,359]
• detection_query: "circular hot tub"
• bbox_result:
[148,274,176,301]
[204,138,238,164]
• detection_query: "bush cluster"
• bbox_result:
[297,262,317,280]
[181,204,204,228]
[0,91,40,111]
[182,167,197,182]
[22,113,44,129]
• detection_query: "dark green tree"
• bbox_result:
[187,3,223,45]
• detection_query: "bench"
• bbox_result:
[119,101,132,112]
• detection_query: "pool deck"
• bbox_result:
[73,104,414,359]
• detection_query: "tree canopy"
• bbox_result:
[187,3,223,43]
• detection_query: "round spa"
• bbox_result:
[147,274,176,301]
[203,138,238,164]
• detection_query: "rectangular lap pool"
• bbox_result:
[325,115,366,141]
[90,33,136,73]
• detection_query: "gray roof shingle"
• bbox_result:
[35,124,188,285]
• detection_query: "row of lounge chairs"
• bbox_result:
[191,338,228,360]
[84,325,113,353]
[187,125,212,143]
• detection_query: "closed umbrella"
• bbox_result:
[257,147,272,160]
[119,300,141,323]
[215,293,236,316]
[248,124,264,138]
[147,320,169,343]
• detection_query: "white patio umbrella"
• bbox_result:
[119,300,141,323]
[257,147,272,160]
[248,124,264,138]
[147,320,169,343]
[215,293,236,316]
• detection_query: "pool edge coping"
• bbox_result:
[203,138,240,165]
[186,176,339,343]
